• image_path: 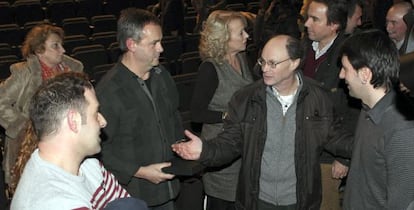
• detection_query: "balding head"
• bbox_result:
[263,35,290,57]
[259,35,303,88]
[386,2,413,43]
[262,35,304,68]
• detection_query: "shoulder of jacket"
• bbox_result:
[301,77,332,99]
[62,55,83,71]
[10,61,29,72]
[233,80,264,101]
[95,69,122,94]
[153,65,175,84]
[9,60,38,79]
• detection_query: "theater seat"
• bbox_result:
[71,44,109,77]
[0,55,19,81]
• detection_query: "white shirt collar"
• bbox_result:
[312,35,338,59]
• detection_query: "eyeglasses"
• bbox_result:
[257,57,290,69]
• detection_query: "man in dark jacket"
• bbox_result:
[303,1,358,208]
[96,8,183,210]
[172,35,352,210]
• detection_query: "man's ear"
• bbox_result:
[329,22,340,34]
[358,67,372,84]
[67,109,80,133]
[290,58,301,70]
[126,38,137,52]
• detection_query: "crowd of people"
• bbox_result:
[0,0,414,209]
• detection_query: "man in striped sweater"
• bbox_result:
[10,72,142,210]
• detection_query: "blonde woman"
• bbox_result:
[190,10,254,210]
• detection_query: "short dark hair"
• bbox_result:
[29,72,92,138]
[340,29,399,91]
[117,8,161,51]
[347,0,363,18]
[313,0,348,32]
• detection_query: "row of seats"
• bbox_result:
[0,0,160,26]
[0,15,117,48]
[225,2,260,14]
[0,29,201,68]
[64,33,200,74]
[0,40,202,80]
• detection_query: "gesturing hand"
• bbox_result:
[171,130,203,160]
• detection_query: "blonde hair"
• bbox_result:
[199,10,247,63]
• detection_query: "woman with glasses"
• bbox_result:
[190,10,254,210]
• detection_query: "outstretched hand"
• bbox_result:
[171,130,203,160]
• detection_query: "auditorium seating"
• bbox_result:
[13,0,44,26]
[62,17,91,37]
[0,55,19,81]
[0,2,14,25]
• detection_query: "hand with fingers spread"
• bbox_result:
[171,130,203,160]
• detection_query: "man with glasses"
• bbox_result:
[172,35,353,210]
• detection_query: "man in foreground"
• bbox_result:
[11,72,134,209]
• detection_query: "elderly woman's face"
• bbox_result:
[227,18,249,54]
[37,33,65,67]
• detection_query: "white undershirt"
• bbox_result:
[312,35,337,59]
[272,75,299,115]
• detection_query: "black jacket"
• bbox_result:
[199,75,353,210]
[304,33,360,163]
[96,63,183,206]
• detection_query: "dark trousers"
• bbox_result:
[206,195,235,210]
[175,176,204,210]
[257,199,296,210]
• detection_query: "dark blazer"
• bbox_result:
[96,62,183,206]
[303,33,359,164]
